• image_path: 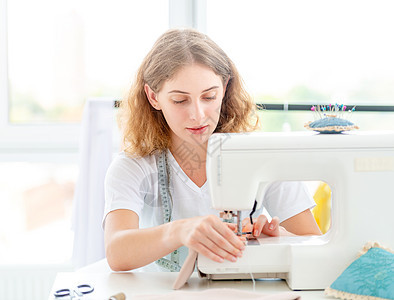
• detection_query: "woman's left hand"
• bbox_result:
[242,215,280,237]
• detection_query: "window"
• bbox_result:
[206,0,394,131]
[7,0,168,123]
[1,0,169,267]
[0,161,77,263]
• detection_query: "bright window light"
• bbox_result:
[206,0,394,131]
[7,0,169,123]
[0,162,78,264]
[207,0,394,104]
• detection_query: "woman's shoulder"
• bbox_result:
[114,151,156,164]
[107,151,158,176]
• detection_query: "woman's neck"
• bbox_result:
[169,140,208,188]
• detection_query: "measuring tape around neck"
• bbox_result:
[155,151,181,271]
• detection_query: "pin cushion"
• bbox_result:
[305,115,359,134]
[304,104,359,134]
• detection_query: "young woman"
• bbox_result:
[103,28,321,272]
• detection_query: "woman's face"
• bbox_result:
[149,63,225,150]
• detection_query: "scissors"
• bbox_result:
[54,284,94,299]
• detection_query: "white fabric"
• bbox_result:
[72,98,117,268]
[103,150,316,271]
[104,150,218,271]
[133,288,301,300]
[261,180,316,222]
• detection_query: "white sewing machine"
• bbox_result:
[197,131,394,290]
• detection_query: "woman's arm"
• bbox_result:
[104,209,176,271]
[280,209,322,235]
[243,209,322,238]
[104,209,245,271]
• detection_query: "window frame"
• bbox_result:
[0,0,207,155]
[0,0,206,273]
[0,0,82,154]
[3,0,392,155]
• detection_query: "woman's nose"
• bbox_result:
[190,101,205,122]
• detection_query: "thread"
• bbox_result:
[245,238,256,292]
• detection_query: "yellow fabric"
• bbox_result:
[312,182,331,234]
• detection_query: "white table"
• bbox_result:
[48,259,335,300]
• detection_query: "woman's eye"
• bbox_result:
[203,93,217,101]
[173,99,186,104]
[204,96,216,100]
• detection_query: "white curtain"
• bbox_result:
[72,98,117,268]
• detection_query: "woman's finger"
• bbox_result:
[269,216,280,230]
[192,242,225,263]
[225,222,237,232]
[242,217,257,227]
[207,233,242,262]
[253,214,269,236]
[183,217,240,262]
[211,222,245,254]
[188,216,244,259]
[262,216,280,236]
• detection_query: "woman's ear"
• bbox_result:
[144,84,161,110]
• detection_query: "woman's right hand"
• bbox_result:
[177,215,245,263]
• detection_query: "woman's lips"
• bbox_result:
[187,125,208,134]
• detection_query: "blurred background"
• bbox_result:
[1,0,394,299]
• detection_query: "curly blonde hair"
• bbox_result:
[119,28,260,157]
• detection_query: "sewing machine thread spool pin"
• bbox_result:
[220,210,247,236]
[236,210,243,236]
[220,210,255,237]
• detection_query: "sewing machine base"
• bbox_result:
[198,235,329,290]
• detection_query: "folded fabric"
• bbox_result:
[172,249,198,289]
[325,242,394,300]
[133,288,301,300]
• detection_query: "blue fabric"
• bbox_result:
[330,247,394,299]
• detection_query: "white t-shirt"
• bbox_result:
[103,150,315,271]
